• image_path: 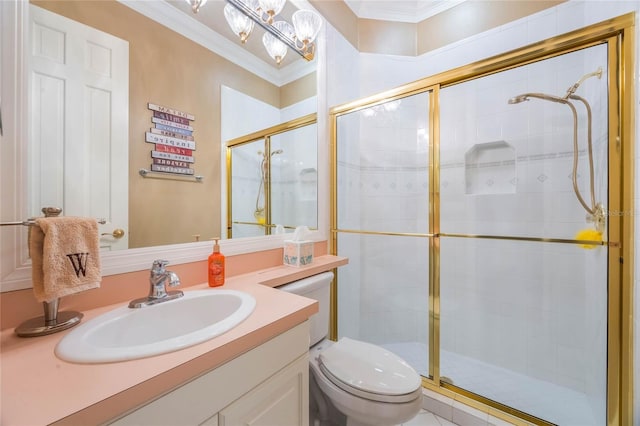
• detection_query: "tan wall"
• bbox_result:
[313,0,566,56]
[358,19,417,56]
[280,71,317,108]
[309,0,359,48]
[31,0,282,248]
[417,1,566,55]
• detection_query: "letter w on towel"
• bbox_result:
[30,217,102,302]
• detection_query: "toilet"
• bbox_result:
[278,272,423,426]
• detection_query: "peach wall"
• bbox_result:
[0,241,327,331]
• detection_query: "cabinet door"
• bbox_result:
[219,354,309,426]
[199,413,218,426]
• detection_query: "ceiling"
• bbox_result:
[344,0,467,23]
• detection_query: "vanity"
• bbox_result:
[0,256,347,425]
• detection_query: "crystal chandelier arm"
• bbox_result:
[226,0,315,61]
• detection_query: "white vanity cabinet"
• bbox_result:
[109,321,309,426]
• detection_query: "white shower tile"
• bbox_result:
[557,343,588,385]
[501,109,530,141]
[556,1,587,33]
[526,8,558,44]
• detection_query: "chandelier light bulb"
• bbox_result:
[262,20,293,65]
[258,0,286,23]
[186,0,208,14]
[221,0,322,62]
[292,9,322,44]
[224,3,255,43]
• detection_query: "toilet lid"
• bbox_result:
[318,338,421,399]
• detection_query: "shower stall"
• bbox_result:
[226,114,318,238]
[330,16,633,426]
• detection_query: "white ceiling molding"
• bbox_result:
[118,0,315,86]
[344,0,467,24]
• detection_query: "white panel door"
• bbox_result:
[29,5,129,250]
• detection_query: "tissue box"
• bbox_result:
[283,240,313,267]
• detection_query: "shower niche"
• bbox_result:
[464,141,515,195]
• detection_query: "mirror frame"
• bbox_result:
[0,0,328,292]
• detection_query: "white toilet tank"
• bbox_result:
[277,271,333,346]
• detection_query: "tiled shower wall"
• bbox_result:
[326,0,640,423]
[336,93,430,345]
[438,44,609,402]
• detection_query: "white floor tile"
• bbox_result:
[400,410,462,426]
[402,410,442,426]
[436,416,459,426]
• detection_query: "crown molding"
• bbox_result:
[117,0,314,86]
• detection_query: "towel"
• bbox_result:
[30,217,101,302]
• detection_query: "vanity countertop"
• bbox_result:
[0,255,348,426]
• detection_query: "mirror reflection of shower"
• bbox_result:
[508,67,605,233]
[254,149,284,224]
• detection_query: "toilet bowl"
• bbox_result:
[310,338,423,426]
[278,272,423,426]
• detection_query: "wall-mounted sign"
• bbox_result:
[146,103,197,177]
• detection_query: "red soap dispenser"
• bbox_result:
[208,238,225,287]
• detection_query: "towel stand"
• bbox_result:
[9,207,85,337]
[15,299,83,337]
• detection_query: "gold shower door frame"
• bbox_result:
[329,14,634,425]
[226,113,317,238]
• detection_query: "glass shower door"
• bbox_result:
[335,92,432,376]
[228,139,267,239]
[438,44,609,425]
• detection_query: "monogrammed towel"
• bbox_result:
[30,217,101,302]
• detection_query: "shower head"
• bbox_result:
[507,92,569,105]
[508,95,530,104]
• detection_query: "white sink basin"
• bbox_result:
[55,289,256,364]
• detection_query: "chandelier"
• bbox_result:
[186,0,322,65]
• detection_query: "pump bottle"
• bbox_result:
[208,238,225,287]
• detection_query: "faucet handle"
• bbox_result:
[167,272,181,288]
[151,259,169,272]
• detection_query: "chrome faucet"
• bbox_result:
[129,260,183,308]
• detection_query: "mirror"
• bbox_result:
[226,112,318,238]
[0,0,323,292]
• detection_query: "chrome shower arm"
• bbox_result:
[563,67,602,99]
